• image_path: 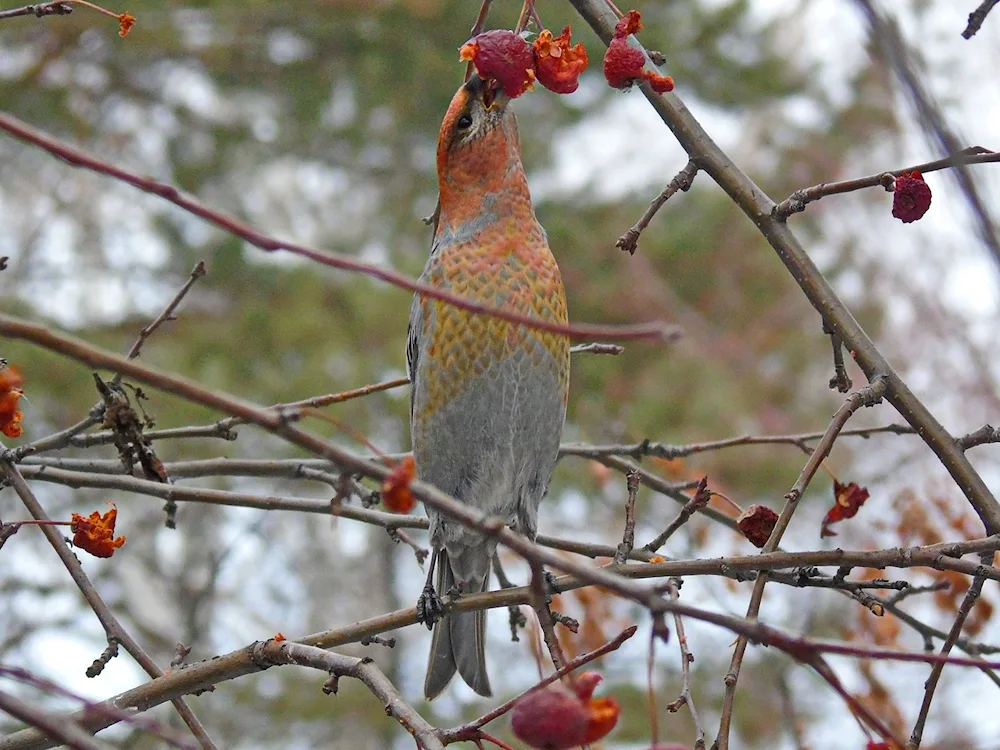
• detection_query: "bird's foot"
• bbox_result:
[507,604,528,642]
[416,583,445,630]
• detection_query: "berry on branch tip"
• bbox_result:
[891,171,931,223]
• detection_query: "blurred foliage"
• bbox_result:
[0,0,905,747]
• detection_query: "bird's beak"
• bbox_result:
[466,74,511,112]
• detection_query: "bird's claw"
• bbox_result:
[416,584,445,630]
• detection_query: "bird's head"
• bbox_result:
[435,74,523,203]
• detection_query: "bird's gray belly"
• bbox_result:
[412,344,565,552]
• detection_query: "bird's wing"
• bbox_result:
[405,293,422,421]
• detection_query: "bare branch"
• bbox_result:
[119,260,207,368]
[773,147,1000,220]
[0,691,115,750]
[566,0,1000,552]
[665,579,706,749]
[854,0,1000,271]
[908,555,992,748]
[645,476,711,554]
[0,455,217,750]
[718,375,887,745]
[0,113,678,344]
[963,0,1000,38]
[0,1,72,21]
[613,469,640,564]
[251,641,444,750]
[616,159,699,255]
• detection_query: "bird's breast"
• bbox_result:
[415,235,570,417]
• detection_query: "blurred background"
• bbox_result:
[1,1,999,748]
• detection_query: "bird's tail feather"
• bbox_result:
[424,550,492,699]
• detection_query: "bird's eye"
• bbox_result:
[456,114,473,130]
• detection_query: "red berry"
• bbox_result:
[533,26,588,95]
[603,11,675,94]
[603,37,646,89]
[737,504,779,548]
[892,171,931,223]
[459,30,536,99]
[511,684,588,750]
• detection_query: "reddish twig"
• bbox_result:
[0,666,197,749]
[0,112,677,345]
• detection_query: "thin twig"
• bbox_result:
[118,260,206,373]
[0,113,678,344]
[0,691,115,750]
[2,406,105,462]
[963,0,1000,38]
[569,342,624,355]
[0,1,72,21]
[387,527,428,564]
[528,563,568,671]
[0,455,218,750]
[716,375,887,748]
[824,318,852,393]
[908,555,991,748]
[645,476,711,553]
[772,147,999,220]
[493,553,528,642]
[617,159,699,255]
[0,666,197,749]
[15,463,1000,583]
[3,315,1000,750]
[854,0,1000,271]
[560,423,916,462]
[7,569,1000,750]
[251,640,444,750]
[665,579,706,748]
[958,423,1000,450]
[565,0,1000,543]
[614,469,640,564]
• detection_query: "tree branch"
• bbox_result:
[0,112,677,344]
[0,455,217,750]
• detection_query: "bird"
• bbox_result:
[407,73,570,700]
